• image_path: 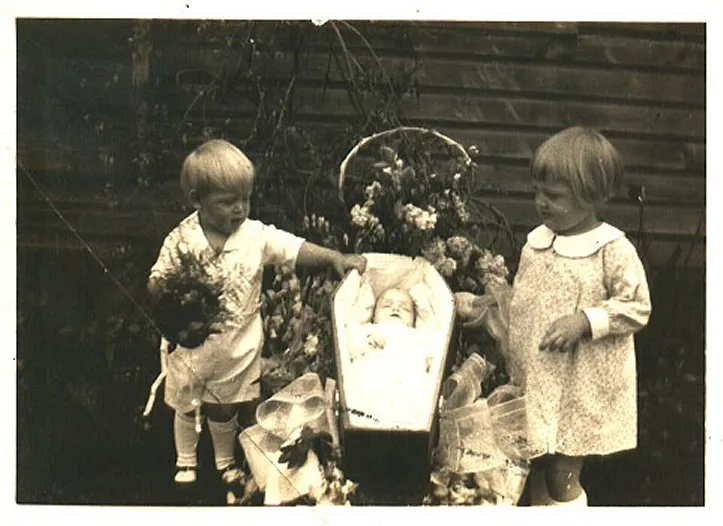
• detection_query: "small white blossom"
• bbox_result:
[476,249,510,287]
[350,204,369,228]
[304,333,319,357]
[446,236,473,267]
[415,212,437,231]
[450,192,470,222]
[422,238,447,264]
[364,181,383,200]
[436,257,457,278]
[402,203,437,231]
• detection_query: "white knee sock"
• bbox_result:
[208,416,239,471]
[174,411,200,469]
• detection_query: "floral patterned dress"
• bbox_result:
[507,223,651,456]
[150,212,305,413]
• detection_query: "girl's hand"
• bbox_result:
[539,313,590,353]
[454,292,480,321]
[454,293,498,328]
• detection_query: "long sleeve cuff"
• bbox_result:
[582,307,610,340]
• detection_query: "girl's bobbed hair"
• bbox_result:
[180,139,255,199]
[531,126,623,205]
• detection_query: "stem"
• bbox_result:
[239,79,265,146]
[337,21,397,99]
[328,24,369,127]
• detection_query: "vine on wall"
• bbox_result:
[130,20,424,230]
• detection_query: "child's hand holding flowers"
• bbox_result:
[148,242,228,351]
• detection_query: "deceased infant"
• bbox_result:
[362,287,418,352]
[374,287,416,326]
[336,257,453,430]
[349,284,437,363]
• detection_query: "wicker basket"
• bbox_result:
[337,126,474,202]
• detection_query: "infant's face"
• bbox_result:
[373,288,415,327]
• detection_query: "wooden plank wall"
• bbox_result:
[17,20,706,267]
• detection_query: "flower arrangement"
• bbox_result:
[149,242,229,350]
[340,126,510,296]
[257,126,515,391]
[249,127,518,506]
[258,215,343,398]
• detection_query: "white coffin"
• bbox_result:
[332,253,456,434]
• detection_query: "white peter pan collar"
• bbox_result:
[527,222,625,258]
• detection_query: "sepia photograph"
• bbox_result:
[12,4,709,513]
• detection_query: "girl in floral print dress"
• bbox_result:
[457,127,651,506]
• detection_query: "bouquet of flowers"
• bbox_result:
[149,242,229,351]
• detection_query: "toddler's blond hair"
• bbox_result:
[180,139,255,199]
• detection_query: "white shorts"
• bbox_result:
[163,316,263,413]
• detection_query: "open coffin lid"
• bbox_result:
[332,253,455,433]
